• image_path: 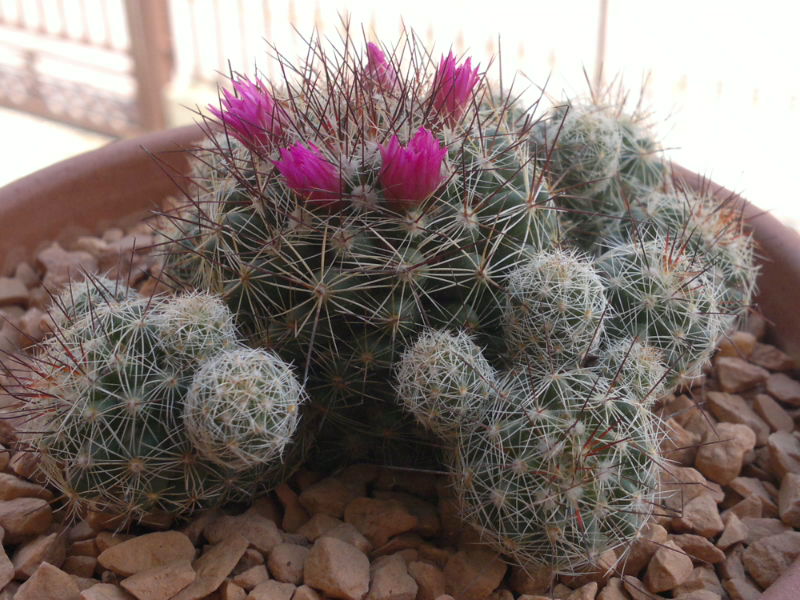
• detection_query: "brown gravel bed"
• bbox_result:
[0,227,798,600]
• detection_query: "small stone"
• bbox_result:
[36,243,99,290]
[120,560,195,600]
[717,331,756,358]
[508,564,554,595]
[344,498,418,549]
[304,537,370,600]
[596,577,626,600]
[778,472,800,526]
[63,556,98,578]
[12,531,67,579]
[566,582,597,600]
[0,277,29,306]
[765,373,800,406]
[171,534,249,600]
[298,514,343,541]
[13,262,39,288]
[753,393,795,433]
[231,564,269,591]
[619,522,667,576]
[660,466,724,516]
[671,566,723,597]
[671,494,724,537]
[219,581,246,600]
[725,494,763,520]
[248,580,296,600]
[742,530,800,588]
[643,539,693,593]
[293,585,322,600]
[740,517,790,546]
[246,495,282,523]
[368,554,418,600]
[722,577,761,600]
[71,575,99,591]
[750,343,795,371]
[694,423,756,485]
[670,534,725,563]
[417,545,452,569]
[621,575,650,600]
[322,522,373,554]
[661,419,699,466]
[728,476,779,517]
[95,532,134,553]
[704,392,770,445]
[443,548,507,600]
[180,509,220,546]
[717,513,747,550]
[204,512,282,554]
[276,483,310,533]
[715,356,768,393]
[0,472,53,501]
[268,543,309,585]
[299,478,360,518]
[766,431,800,477]
[0,538,12,589]
[0,497,52,543]
[408,561,446,600]
[674,591,721,600]
[80,583,136,600]
[15,562,80,600]
[97,531,196,576]
[68,538,98,557]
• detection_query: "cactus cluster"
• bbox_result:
[7,28,758,575]
[10,278,307,521]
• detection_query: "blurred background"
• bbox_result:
[0,0,798,228]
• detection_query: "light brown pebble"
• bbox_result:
[372,533,424,558]
[63,556,98,579]
[741,530,800,588]
[97,531,196,577]
[714,356,768,393]
[696,422,756,485]
[741,517,791,544]
[765,372,800,406]
[619,522,668,576]
[299,477,360,518]
[68,538,98,558]
[233,548,265,575]
[717,512,748,550]
[219,581,246,600]
[750,343,795,371]
[728,476,779,517]
[13,262,39,288]
[643,539,693,593]
[247,580,296,600]
[508,564,554,595]
[716,331,756,358]
[671,565,724,597]
[670,533,725,563]
[72,576,100,592]
[179,509,221,546]
[268,543,309,585]
[674,591,721,600]
[16,562,80,600]
[304,537,370,600]
[660,466,724,515]
[621,575,650,600]
[12,531,67,579]
[231,564,269,591]
[367,554,418,600]
[408,560,446,600]
[276,483,310,533]
[344,497,418,549]
[724,494,763,520]
[0,534,12,590]
[767,430,800,477]
[321,522,373,554]
[719,544,747,580]
[297,513,343,541]
[79,583,136,600]
[671,494,724,538]
[120,560,195,600]
[8,451,44,482]
[0,276,29,306]
[596,577,626,600]
[661,418,700,466]
[753,393,795,433]
[204,512,282,554]
[443,547,507,600]
[293,585,322,600]
[372,491,441,539]
[566,582,597,600]
[171,534,249,600]
[722,577,761,600]
[704,391,770,445]
[95,532,135,553]
[0,497,52,543]
[36,242,99,290]
[778,471,800,527]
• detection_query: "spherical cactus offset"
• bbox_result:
[450,366,663,573]
[184,347,305,471]
[503,250,608,367]
[396,329,497,436]
[596,337,669,404]
[51,275,137,327]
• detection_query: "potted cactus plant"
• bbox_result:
[1,27,799,598]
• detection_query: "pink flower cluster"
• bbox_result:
[379,128,448,210]
[274,143,343,210]
[432,52,480,126]
[365,42,398,92]
[208,75,286,148]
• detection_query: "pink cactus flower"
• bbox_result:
[275,142,344,210]
[431,52,480,126]
[208,75,285,148]
[379,127,448,210]
[365,42,398,92]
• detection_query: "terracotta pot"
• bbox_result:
[1,127,798,597]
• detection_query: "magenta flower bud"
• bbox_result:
[365,42,398,92]
[432,52,480,126]
[379,127,448,210]
[274,142,344,210]
[208,75,286,148]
